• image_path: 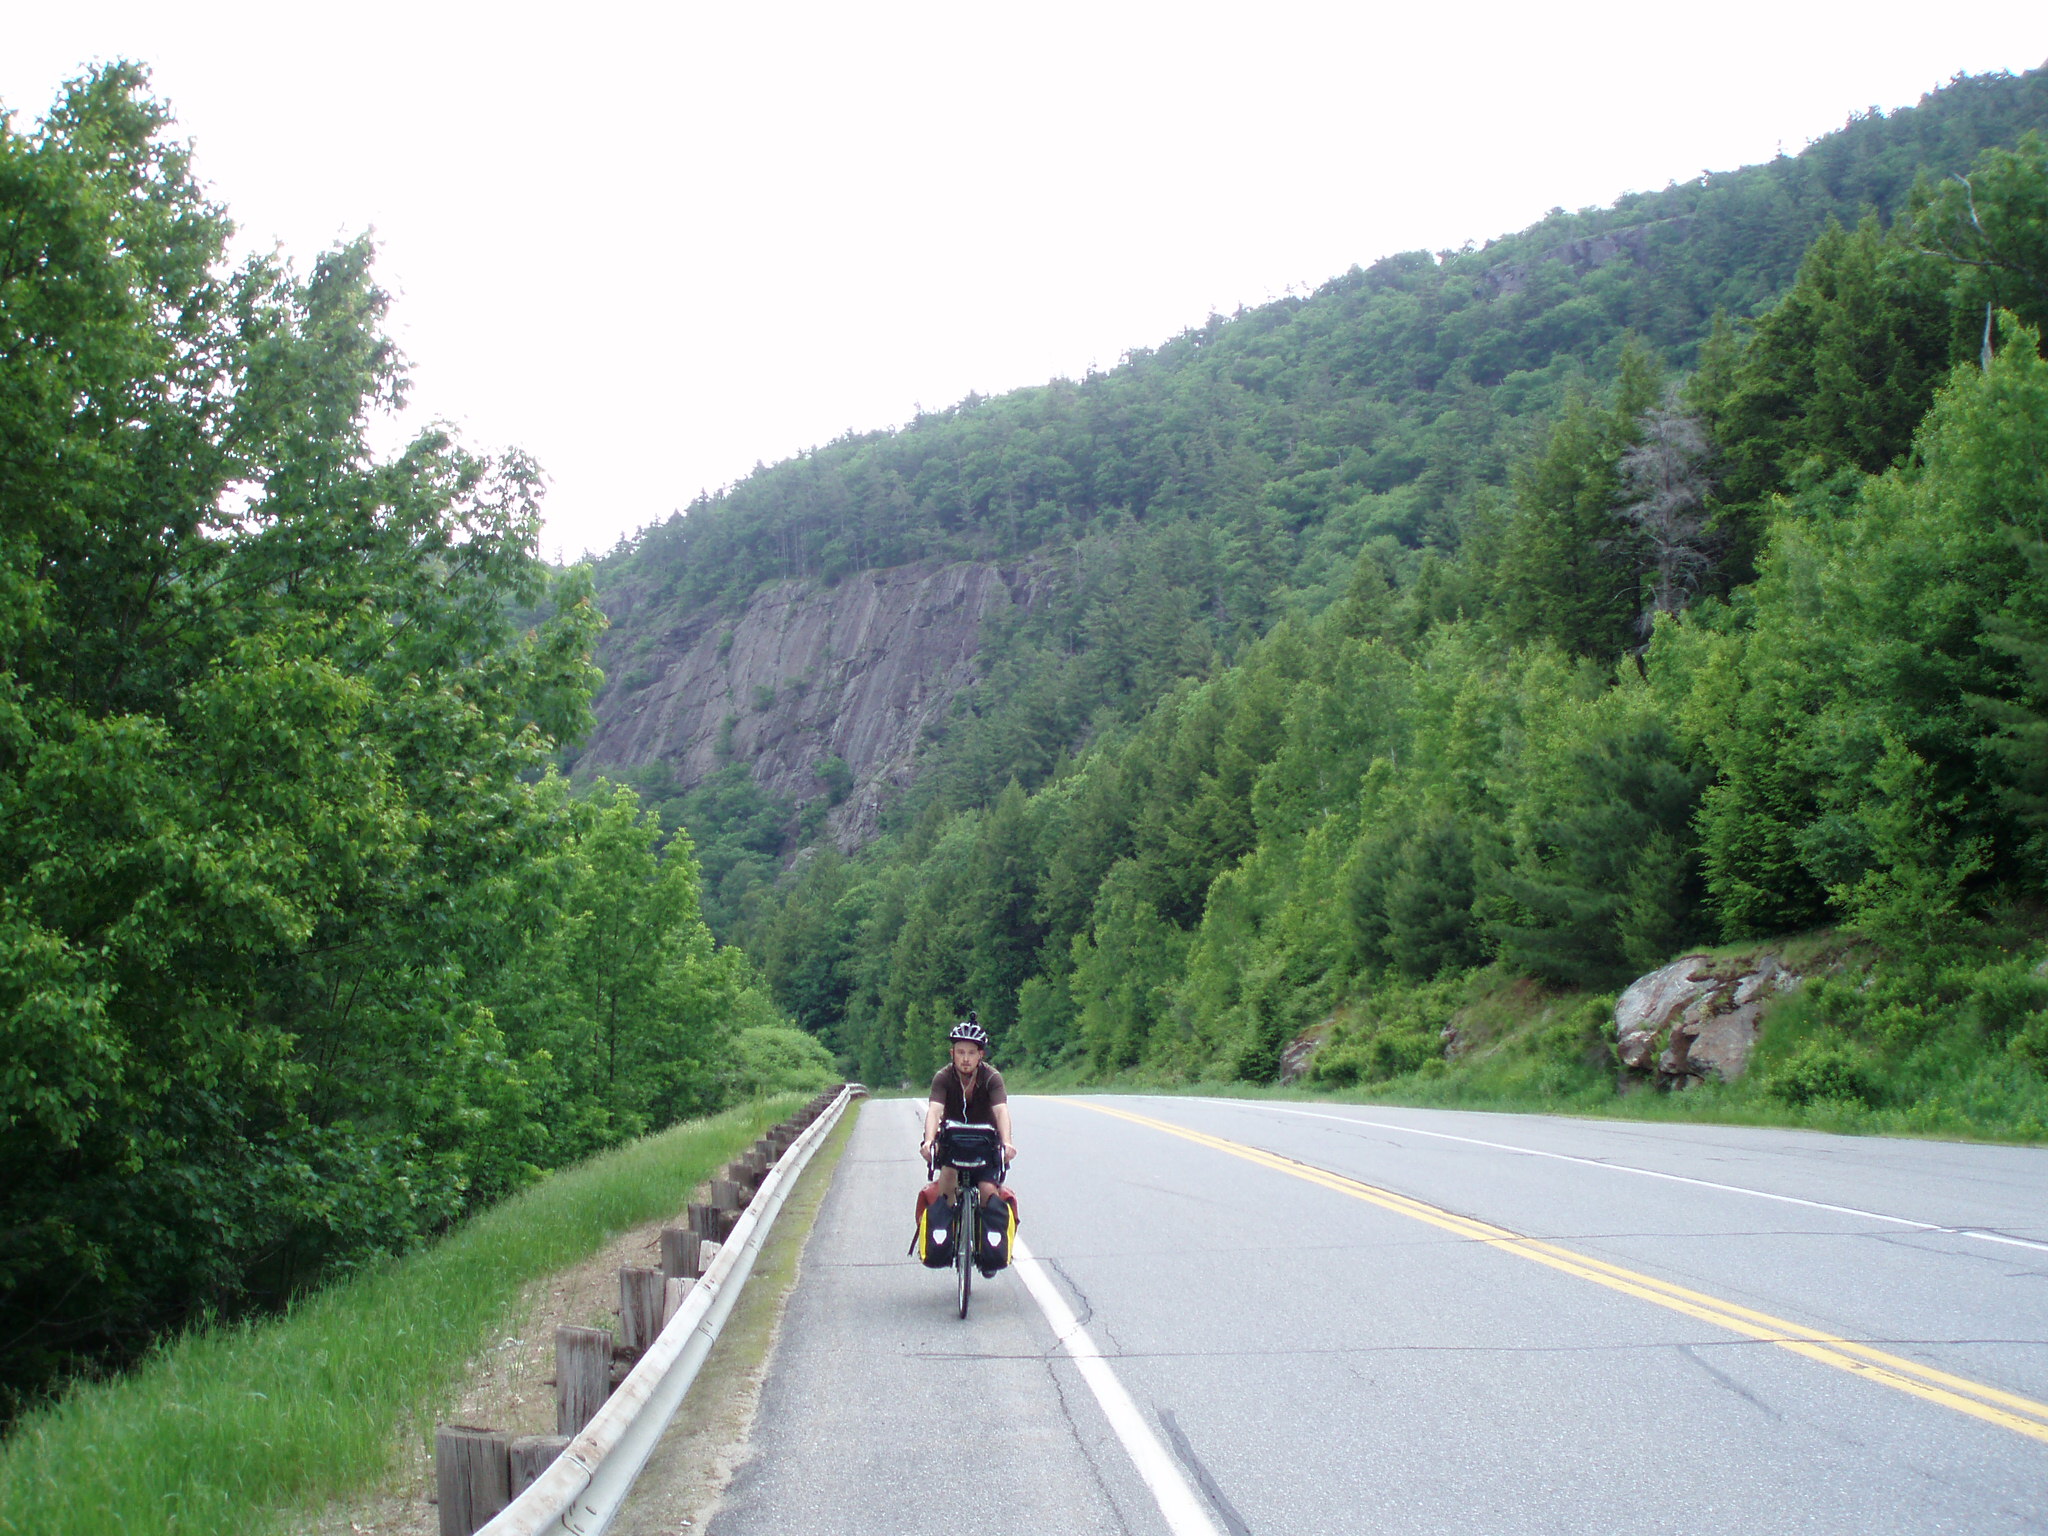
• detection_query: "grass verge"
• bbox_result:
[1005,930,2048,1146]
[0,1097,802,1536]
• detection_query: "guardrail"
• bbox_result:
[446,1083,862,1536]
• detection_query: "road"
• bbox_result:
[705,1094,2048,1536]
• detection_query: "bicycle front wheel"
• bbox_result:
[956,1190,976,1319]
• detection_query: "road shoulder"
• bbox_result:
[610,1102,858,1534]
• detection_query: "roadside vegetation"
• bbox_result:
[0,67,802,1420]
[0,1100,804,1536]
[1011,922,2048,1146]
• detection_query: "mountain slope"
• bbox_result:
[580,66,2048,873]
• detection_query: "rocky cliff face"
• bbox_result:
[581,559,1051,847]
[1482,215,1696,300]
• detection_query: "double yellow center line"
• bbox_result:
[1062,1099,2048,1446]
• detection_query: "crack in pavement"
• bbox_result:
[1044,1255,1099,1333]
[1040,1256,1135,1358]
[1042,1353,1138,1535]
[1678,1343,1783,1420]
[1158,1408,1254,1536]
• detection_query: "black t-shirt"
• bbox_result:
[928,1063,1007,1126]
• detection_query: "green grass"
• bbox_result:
[0,1097,802,1536]
[1005,932,2048,1147]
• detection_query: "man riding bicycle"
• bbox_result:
[919,1016,1017,1203]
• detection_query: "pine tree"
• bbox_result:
[1497,341,1662,658]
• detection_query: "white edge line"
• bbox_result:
[1166,1098,2048,1256]
[1012,1238,1225,1536]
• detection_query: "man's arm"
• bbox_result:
[993,1101,1016,1163]
[920,1096,944,1160]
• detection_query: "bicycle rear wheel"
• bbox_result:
[956,1188,976,1318]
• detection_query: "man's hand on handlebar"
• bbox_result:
[1002,1141,1017,1162]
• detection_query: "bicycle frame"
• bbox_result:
[930,1120,1007,1319]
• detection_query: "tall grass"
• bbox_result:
[0,1098,798,1536]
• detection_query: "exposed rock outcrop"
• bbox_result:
[1483,216,1697,300]
[1614,952,1803,1087]
[581,558,1052,848]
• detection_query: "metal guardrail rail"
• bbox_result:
[478,1083,860,1536]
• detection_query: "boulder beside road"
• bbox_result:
[1614,953,1804,1087]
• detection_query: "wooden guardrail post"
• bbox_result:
[619,1266,666,1354]
[435,1425,511,1536]
[508,1434,569,1497]
[661,1224,700,1279]
[450,1085,851,1536]
[556,1324,613,1434]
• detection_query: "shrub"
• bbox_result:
[729,1025,840,1097]
[1311,978,1461,1085]
[1763,1040,1883,1108]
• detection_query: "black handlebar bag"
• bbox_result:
[937,1123,1001,1174]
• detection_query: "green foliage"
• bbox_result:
[652,763,794,939]
[728,1026,840,1098]
[1496,342,1661,655]
[0,68,793,1417]
[1383,818,1484,980]
[1762,1040,1885,1108]
[0,1102,793,1536]
[706,75,2048,1129]
[1911,130,2048,346]
[1311,979,1463,1086]
[1492,716,1711,988]
[1697,217,1956,573]
[1678,311,2048,941]
[814,754,853,804]
[1069,865,1189,1073]
[592,70,2048,827]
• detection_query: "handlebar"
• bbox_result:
[927,1119,1007,1181]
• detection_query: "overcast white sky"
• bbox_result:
[6,4,2045,558]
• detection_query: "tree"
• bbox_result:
[1383,817,1485,980]
[1497,342,1661,658]
[1911,131,2048,349]
[1615,401,1717,641]
[1492,721,1709,988]
[1685,316,2048,941]
[1700,217,1953,576]
[0,66,776,1416]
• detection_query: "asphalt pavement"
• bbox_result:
[706,1095,2048,1536]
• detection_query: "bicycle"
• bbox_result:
[929,1120,1007,1319]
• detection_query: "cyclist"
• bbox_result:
[919,1015,1016,1204]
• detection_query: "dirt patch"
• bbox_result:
[294,1197,706,1536]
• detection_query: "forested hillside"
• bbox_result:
[0,67,832,1420]
[592,67,2048,1115]
[590,68,2048,912]
[9,56,2048,1429]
